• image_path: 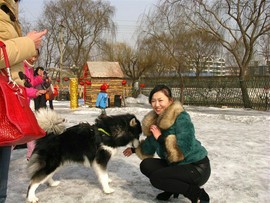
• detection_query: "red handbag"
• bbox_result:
[0,41,46,146]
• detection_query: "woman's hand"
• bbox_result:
[26,29,47,49]
[123,147,133,157]
[150,125,161,140]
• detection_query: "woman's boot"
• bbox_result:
[184,186,210,203]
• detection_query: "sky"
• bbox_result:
[5,95,270,203]
[19,0,158,44]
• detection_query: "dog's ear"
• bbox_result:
[130,118,137,127]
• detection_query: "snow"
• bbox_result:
[6,95,270,203]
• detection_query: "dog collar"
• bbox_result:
[98,128,111,136]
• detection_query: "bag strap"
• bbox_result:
[0,41,14,83]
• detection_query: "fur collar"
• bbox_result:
[142,101,184,136]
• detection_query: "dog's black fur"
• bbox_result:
[26,113,142,203]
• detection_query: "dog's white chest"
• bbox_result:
[101,145,117,156]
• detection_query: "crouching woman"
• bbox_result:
[123,85,211,203]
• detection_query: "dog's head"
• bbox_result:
[95,113,142,147]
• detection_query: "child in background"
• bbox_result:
[44,76,55,110]
[96,83,109,116]
[33,67,47,110]
[23,53,47,161]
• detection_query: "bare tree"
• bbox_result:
[141,38,173,77]
[183,29,220,77]
[167,0,270,108]
[36,0,116,75]
[137,1,197,103]
[102,42,157,85]
[258,33,270,64]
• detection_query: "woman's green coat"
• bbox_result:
[136,101,208,165]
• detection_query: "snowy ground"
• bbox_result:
[6,95,270,203]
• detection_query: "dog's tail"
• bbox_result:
[35,108,65,135]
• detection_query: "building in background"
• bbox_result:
[81,61,131,107]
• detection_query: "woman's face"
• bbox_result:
[150,91,173,115]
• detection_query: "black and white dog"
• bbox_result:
[26,111,142,203]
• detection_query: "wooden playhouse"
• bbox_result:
[81,61,131,107]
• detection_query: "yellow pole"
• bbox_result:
[70,78,78,109]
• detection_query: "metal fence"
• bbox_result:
[140,76,270,111]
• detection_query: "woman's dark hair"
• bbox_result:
[148,85,172,103]
[34,66,44,76]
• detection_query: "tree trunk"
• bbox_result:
[179,75,185,104]
[239,78,252,109]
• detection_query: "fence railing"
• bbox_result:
[140,76,270,111]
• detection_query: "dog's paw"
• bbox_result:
[108,178,112,183]
[103,187,115,194]
[47,177,60,187]
[27,196,39,203]
[49,180,60,187]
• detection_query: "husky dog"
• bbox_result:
[26,113,142,203]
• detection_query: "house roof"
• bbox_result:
[85,61,124,78]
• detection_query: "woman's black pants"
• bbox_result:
[34,94,47,111]
[140,156,211,196]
